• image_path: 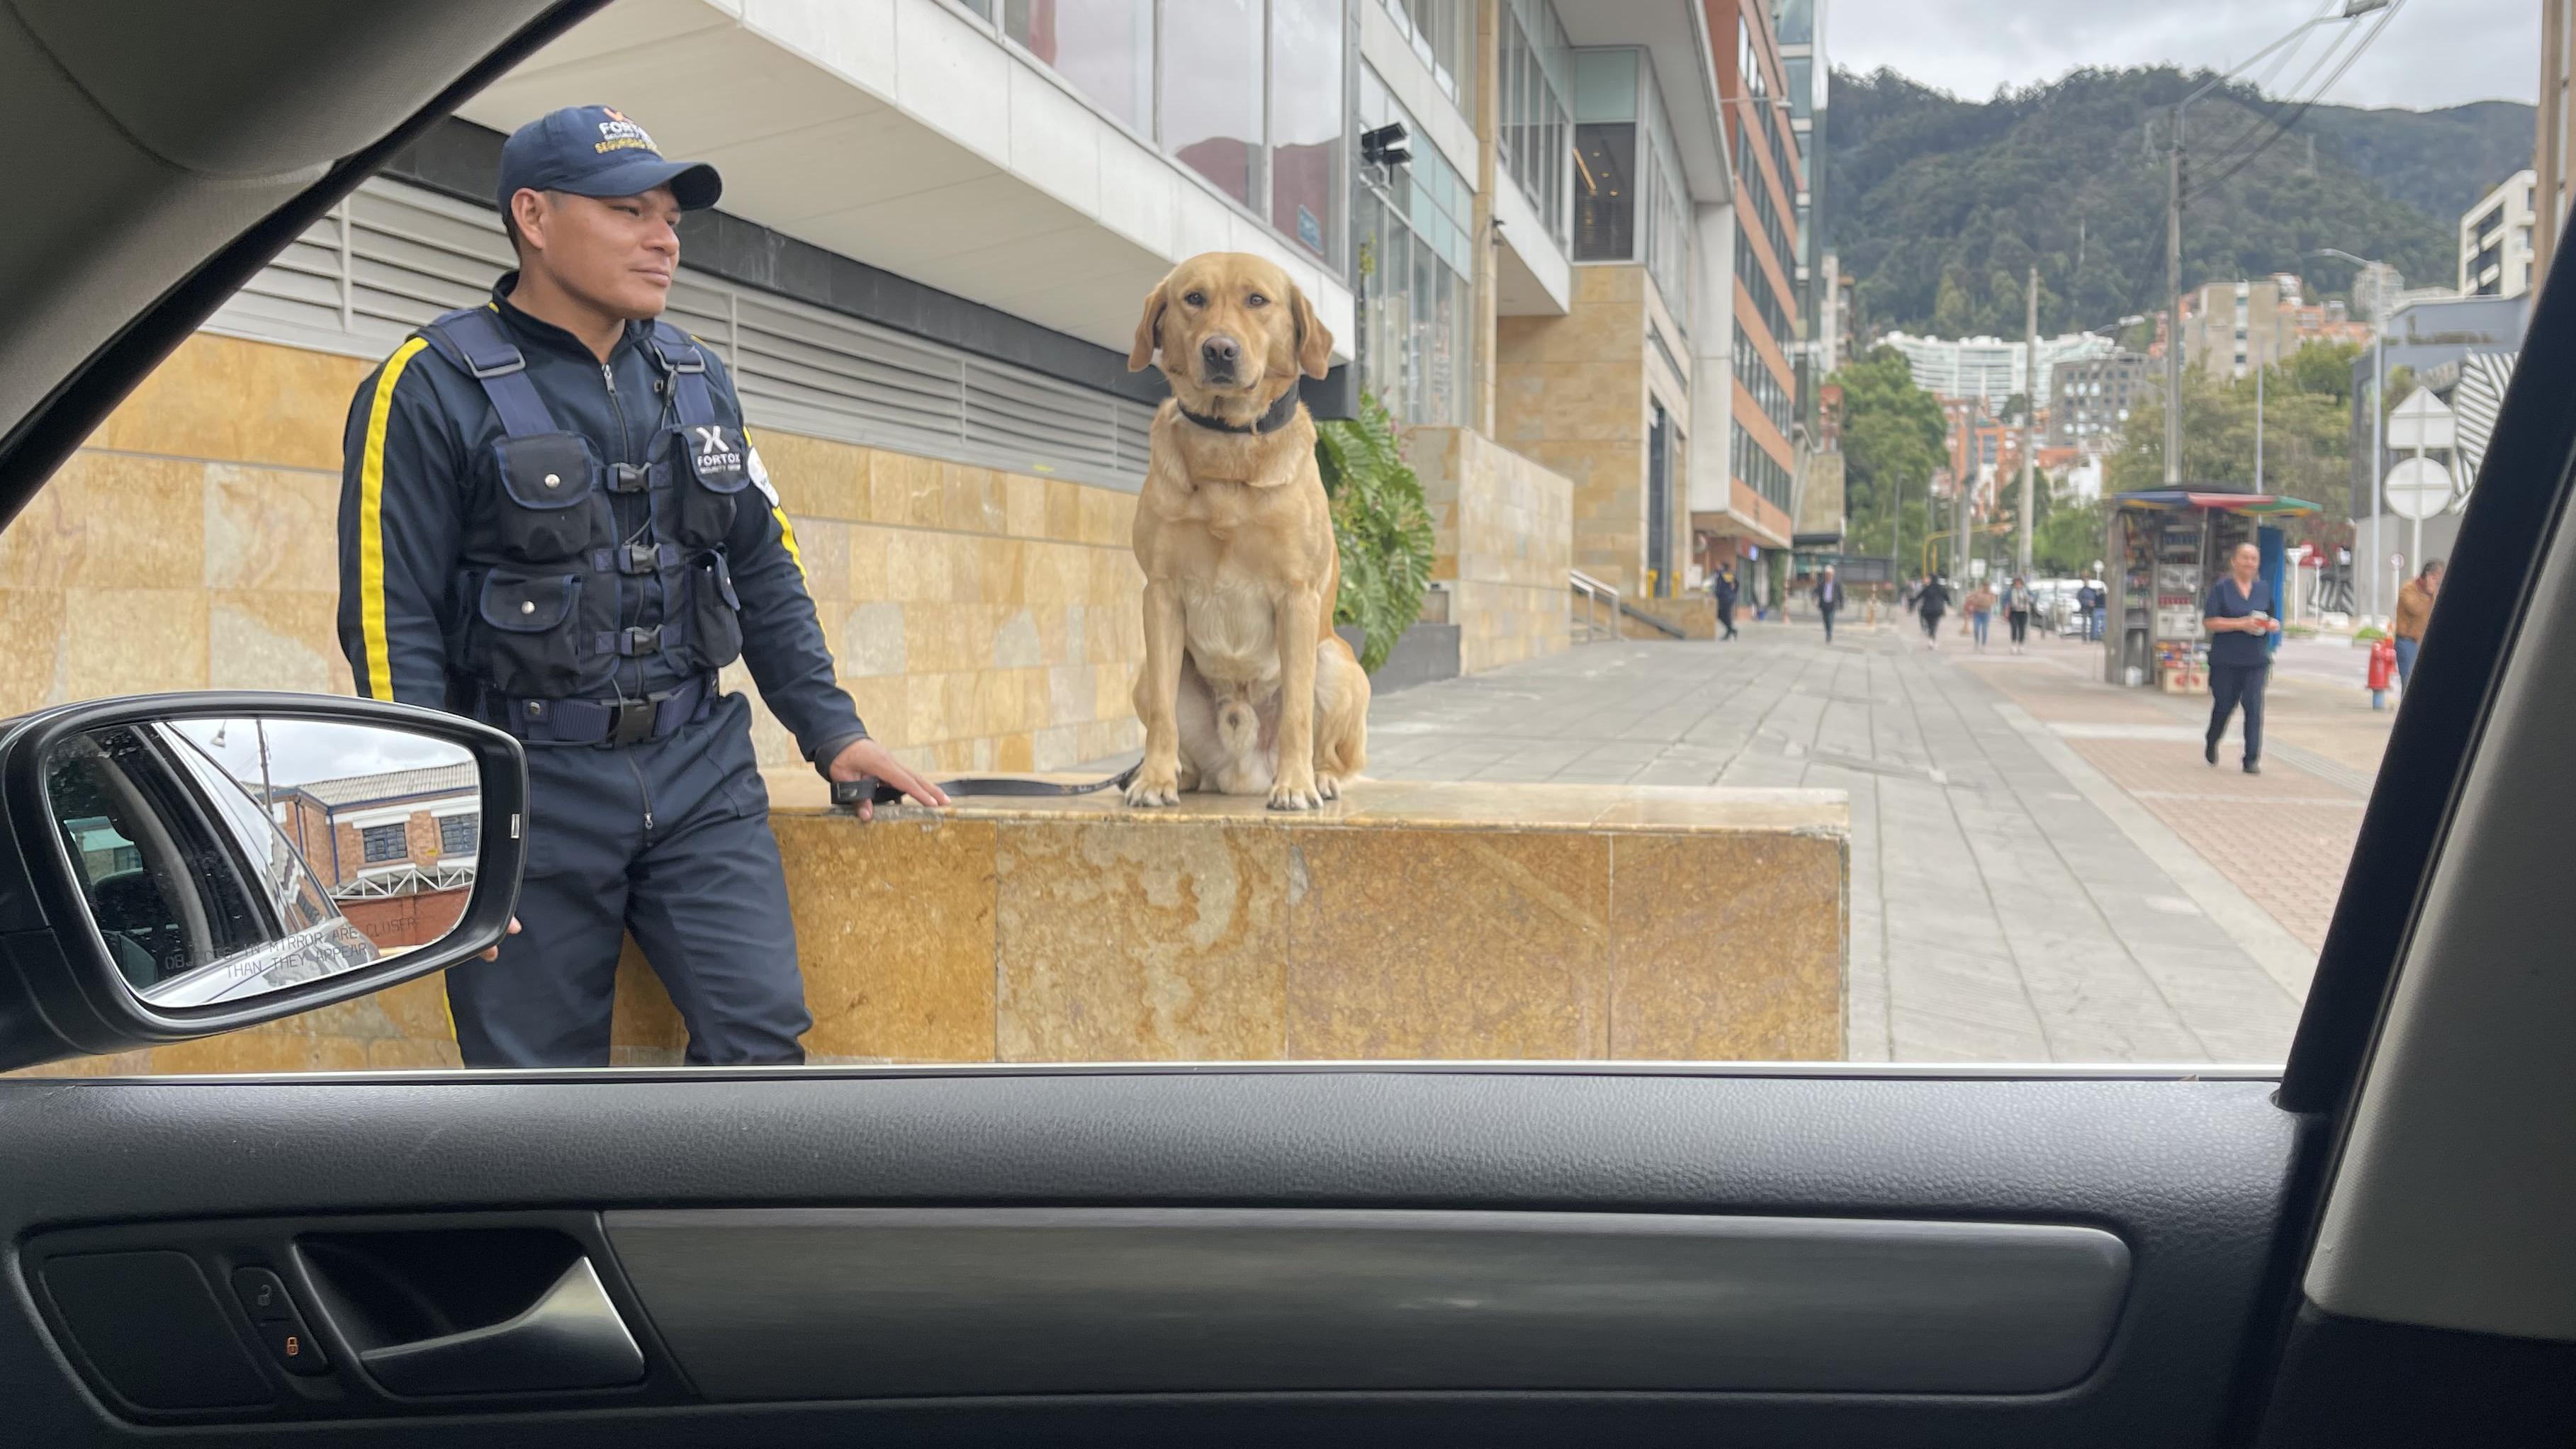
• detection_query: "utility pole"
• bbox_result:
[2254,360,2265,492]
[2020,265,2038,573]
[2164,102,2185,487]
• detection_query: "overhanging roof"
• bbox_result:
[456,0,1352,361]
[1558,0,1733,203]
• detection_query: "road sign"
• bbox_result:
[2383,456,2452,521]
[2386,388,2456,453]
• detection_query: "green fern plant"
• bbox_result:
[1314,391,1436,673]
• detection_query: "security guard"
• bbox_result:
[336,106,946,1068]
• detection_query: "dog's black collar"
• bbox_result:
[1178,386,1303,436]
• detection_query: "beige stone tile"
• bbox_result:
[981,539,1026,605]
[67,588,208,697]
[777,813,1000,1061]
[1043,477,1084,542]
[995,733,1035,772]
[996,820,1289,1061]
[1607,833,1845,1061]
[992,607,1042,669]
[902,454,948,529]
[945,531,986,604]
[0,590,68,717]
[840,599,908,676]
[1003,472,1047,538]
[1288,829,1610,1059]
[143,1027,372,1076]
[845,674,909,745]
[1,451,205,591]
[943,464,1009,535]
[750,429,868,521]
[609,935,687,1054]
[89,334,371,472]
[785,517,850,602]
[883,527,952,601]
[201,463,337,593]
[846,523,894,602]
[210,590,342,693]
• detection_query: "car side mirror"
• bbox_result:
[0,692,527,1073]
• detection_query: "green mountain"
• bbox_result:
[1822,67,2533,339]
[2302,99,2536,221]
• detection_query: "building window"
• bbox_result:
[438,813,479,858]
[1003,1,1152,131]
[1353,66,1471,427]
[1267,0,1343,262]
[1573,123,1636,260]
[1498,0,1572,249]
[1162,0,1266,206]
[360,823,407,864]
[1380,0,1473,111]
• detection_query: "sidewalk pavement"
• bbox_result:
[1356,618,2378,1064]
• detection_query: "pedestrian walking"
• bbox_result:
[2203,542,2281,775]
[2005,575,2035,655]
[1963,580,1996,651]
[337,105,949,1068]
[1712,565,1740,641]
[1916,575,1951,650]
[1814,565,1844,644]
[2392,558,2442,692]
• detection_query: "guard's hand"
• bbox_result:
[479,916,522,962]
[828,738,951,822]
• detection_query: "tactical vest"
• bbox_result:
[416,305,750,706]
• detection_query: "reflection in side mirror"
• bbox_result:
[44,718,480,1009]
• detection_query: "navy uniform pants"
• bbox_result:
[443,691,812,1067]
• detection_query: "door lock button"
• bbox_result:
[260,1316,331,1377]
[231,1267,293,1323]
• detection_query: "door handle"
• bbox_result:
[357,1257,644,1396]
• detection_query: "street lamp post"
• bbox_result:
[2313,244,2388,623]
[2164,0,2392,486]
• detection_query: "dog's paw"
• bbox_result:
[1315,772,1343,801]
[1267,775,1324,812]
[1125,767,1182,808]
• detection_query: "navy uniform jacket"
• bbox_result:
[336,280,867,772]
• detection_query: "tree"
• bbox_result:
[1829,346,1949,569]
[2105,344,2356,538]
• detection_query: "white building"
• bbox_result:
[2460,168,2539,300]
[1881,330,2115,409]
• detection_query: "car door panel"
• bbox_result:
[1,1069,2294,1447]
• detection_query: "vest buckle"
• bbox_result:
[607,462,650,493]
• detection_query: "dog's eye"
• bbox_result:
[1183,291,1207,308]
[1246,293,1269,308]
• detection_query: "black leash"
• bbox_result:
[830,756,1144,810]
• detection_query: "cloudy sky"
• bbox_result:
[1828,0,2536,111]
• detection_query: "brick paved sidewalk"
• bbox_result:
[1956,645,2388,953]
[1342,621,2312,1065]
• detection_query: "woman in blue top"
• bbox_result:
[2203,541,2282,774]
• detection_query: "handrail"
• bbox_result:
[1570,570,1619,643]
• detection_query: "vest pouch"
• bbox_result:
[670,424,753,548]
[488,433,605,564]
[468,569,587,698]
[687,551,746,672]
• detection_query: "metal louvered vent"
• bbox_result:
[205,178,1153,492]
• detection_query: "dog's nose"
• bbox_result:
[1200,335,1241,373]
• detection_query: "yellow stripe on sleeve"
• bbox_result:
[772,507,807,580]
[358,337,429,701]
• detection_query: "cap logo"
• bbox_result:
[594,108,657,155]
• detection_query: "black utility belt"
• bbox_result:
[480,675,714,748]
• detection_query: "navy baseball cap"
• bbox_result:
[496,105,722,214]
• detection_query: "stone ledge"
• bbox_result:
[25,782,1850,1073]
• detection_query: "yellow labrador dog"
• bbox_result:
[1123,252,1368,811]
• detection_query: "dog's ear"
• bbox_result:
[1127,278,1169,373]
[1289,283,1334,380]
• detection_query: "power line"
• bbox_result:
[2185,1,2403,205]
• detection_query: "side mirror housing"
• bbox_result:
[0,692,527,1073]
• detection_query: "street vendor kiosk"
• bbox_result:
[2103,489,2319,688]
